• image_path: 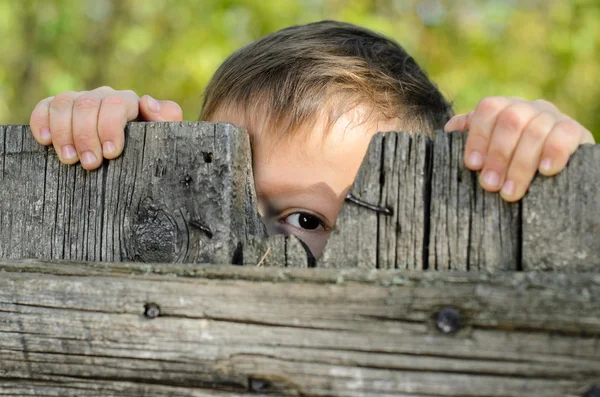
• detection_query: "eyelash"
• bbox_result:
[278,211,328,233]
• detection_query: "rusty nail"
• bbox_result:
[345,193,393,216]
[189,220,213,238]
[144,303,161,319]
[436,307,461,334]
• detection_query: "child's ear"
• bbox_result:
[139,95,184,122]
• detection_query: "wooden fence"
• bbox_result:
[0,122,599,396]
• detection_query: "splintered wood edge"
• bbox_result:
[2,259,600,289]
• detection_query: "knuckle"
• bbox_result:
[487,148,511,168]
[466,130,489,149]
[72,135,96,150]
[524,125,546,142]
[121,89,139,99]
[74,95,100,111]
[50,93,75,110]
[508,156,536,181]
[50,126,73,141]
[496,107,527,132]
[476,96,506,114]
[94,86,115,94]
[532,98,558,112]
[544,141,570,160]
[555,119,582,138]
[523,113,554,141]
[102,95,126,106]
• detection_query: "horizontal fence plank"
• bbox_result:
[0,259,598,396]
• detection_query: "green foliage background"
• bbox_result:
[0,0,598,140]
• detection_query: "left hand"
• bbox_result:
[444,97,595,202]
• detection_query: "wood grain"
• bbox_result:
[523,143,600,270]
[0,123,266,265]
[1,124,599,271]
[0,259,598,396]
[428,131,520,271]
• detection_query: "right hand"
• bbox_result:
[30,86,183,170]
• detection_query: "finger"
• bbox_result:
[444,114,467,132]
[139,95,184,122]
[444,111,474,132]
[479,101,540,192]
[30,96,54,145]
[464,97,514,170]
[499,112,557,202]
[49,91,79,164]
[97,90,140,159]
[539,118,589,176]
[72,92,104,170]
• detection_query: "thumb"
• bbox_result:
[139,95,184,122]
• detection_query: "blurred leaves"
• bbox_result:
[0,0,598,140]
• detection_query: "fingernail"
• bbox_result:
[501,180,515,196]
[540,158,552,173]
[467,151,483,168]
[103,141,116,155]
[62,145,77,161]
[40,127,51,141]
[148,95,160,113]
[483,170,500,187]
[81,151,97,166]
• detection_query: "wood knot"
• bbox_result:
[435,307,462,334]
[130,197,183,262]
[144,303,161,319]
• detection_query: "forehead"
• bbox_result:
[207,104,402,223]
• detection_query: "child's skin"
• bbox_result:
[29,88,595,257]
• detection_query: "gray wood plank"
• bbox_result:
[317,134,382,268]
[0,122,266,264]
[429,131,520,271]
[0,259,598,396]
[243,235,310,267]
[523,143,600,270]
[319,132,429,270]
[2,124,599,271]
[322,130,520,271]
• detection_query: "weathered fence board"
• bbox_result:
[1,124,598,270]
[523,143,600,271]
[0,123,266,265]
[0,259,598,396]
[323,130,598,270]
[429,131,520,271]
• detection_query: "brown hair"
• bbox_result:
[200,20,453,141]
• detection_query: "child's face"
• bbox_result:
[209,105,402,257]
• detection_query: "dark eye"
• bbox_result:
[282,212,324,231]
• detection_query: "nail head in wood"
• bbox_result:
[180,174,193,187]
[436,307,461,334]
[248,377,270,392]
[144,303,161,319]
[203,151,213,163]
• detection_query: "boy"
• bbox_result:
[29,21,595,257]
